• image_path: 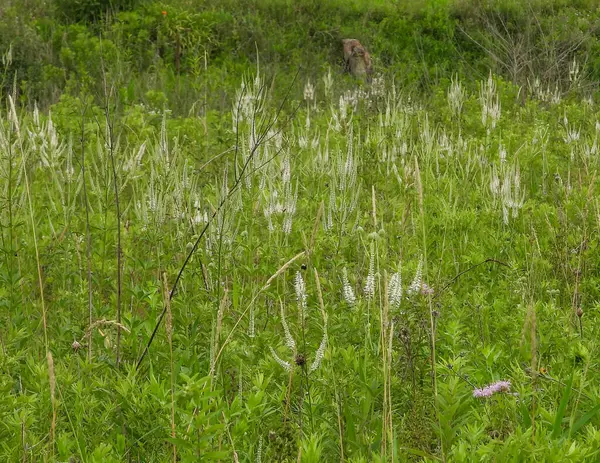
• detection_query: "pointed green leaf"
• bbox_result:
[552,374,574,439]
[570,403,600,437]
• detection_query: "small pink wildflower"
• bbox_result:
[473,380,511,398]
[420,282,434,296]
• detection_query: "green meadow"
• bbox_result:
[2,0,600,461]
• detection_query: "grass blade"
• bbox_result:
[552,374,574,439]
[570,404,600,437]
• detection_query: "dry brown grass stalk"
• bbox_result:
[79,319,130,348]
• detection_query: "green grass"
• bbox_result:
[1,1,600,462]
[2,64,600,461]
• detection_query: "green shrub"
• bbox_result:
[53,0,144,24]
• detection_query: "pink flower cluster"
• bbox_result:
[420,283,434,296]
[473,380,511,398]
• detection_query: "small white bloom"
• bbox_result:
[407,257,423,296]
[248,306,255,338]
[309,329,328,373]
[388,271,402,308]
[303,79,315,101]
[342,268,356,305]
[256,437,263,463]
[280,304,296,352]
[364,243,375,299]
[295,271,307,310]
[270,347,292,372]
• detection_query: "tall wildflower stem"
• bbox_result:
[79,100,94,361]
[528,302,537,445]
[415,157,444,460]
[106,102,122,368]
[10,95,54,453]
[298,293,315,434]
[306,202,324,267]
[98,47,123,368]
[380,272,389,460]
[11,96,48,351]
[283,358,296,422]
[162,272,177,463]
[379,273,394,461]
[329,364,345,462]
[3,106,16,325]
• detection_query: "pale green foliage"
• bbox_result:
[1,58,600,462]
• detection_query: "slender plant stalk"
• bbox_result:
[162,272,177,463]
[282,298,300,425]
[56,382,85,462]
[415,157,444,461]
[380,272,388,460]
[313,268,344,460]
[298,296,315,434]
[97,41,123,367]
[529,302,537,445]
[222,412,239,462]
[4,107,16,325]
[387,320,394,462]
[47,351,56,456]
[330,365,345,462]
[210,290,229,383]
[105,97,122,367]
[11,96,48,350]
[11,95,54,454]
[79,100,94,360]
[305,201,323,267]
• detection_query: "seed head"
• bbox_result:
[295,354,306,367]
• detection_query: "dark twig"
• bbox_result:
[434,258,512,299]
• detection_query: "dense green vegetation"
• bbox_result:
[2,0,600,461]
[3,0,600,110]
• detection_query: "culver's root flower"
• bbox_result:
[280,304,296,352]
[309,326,328,372]
[248,305,255,338]
[407,256,423,296]
[473,380,511,398]
[303,79,315,101]
[341,267,356,305]
[388,270,402,309]
[270,295,328,373]
[256,436,263,463]
[295,271,307,310]
[364,243,375,299]
[270,346,292,372]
